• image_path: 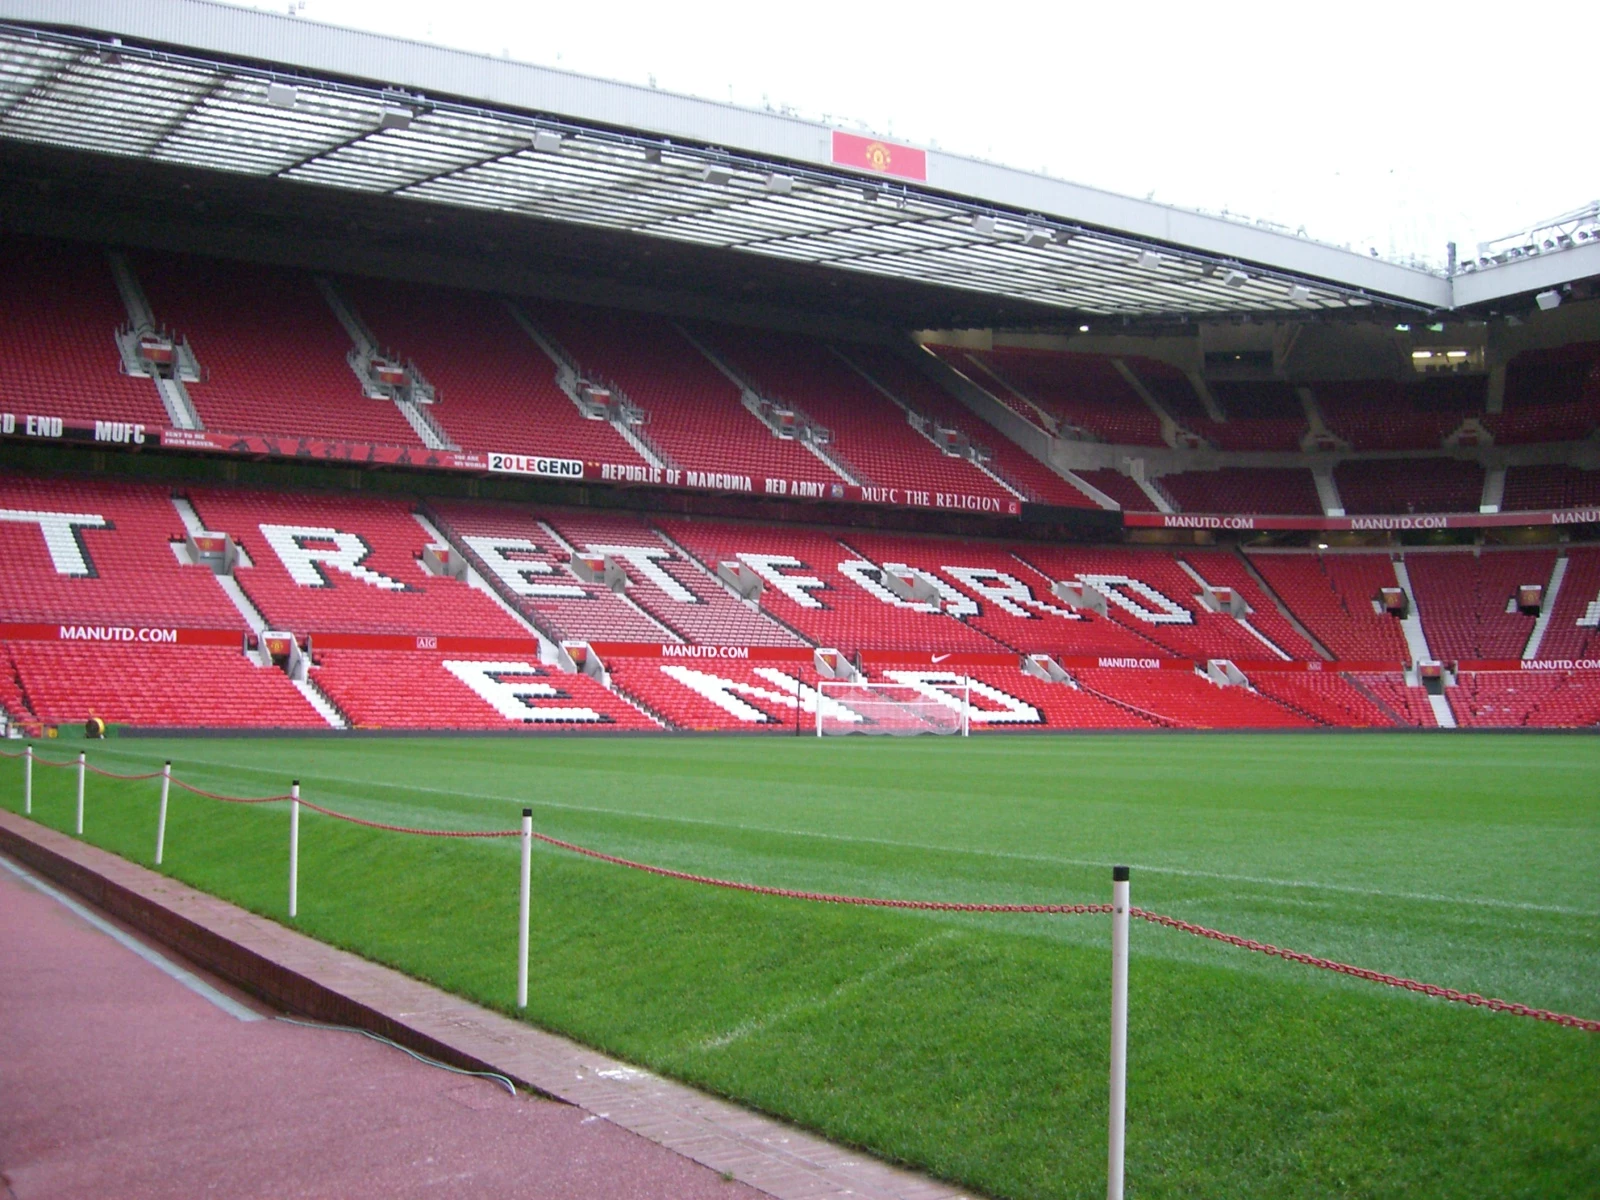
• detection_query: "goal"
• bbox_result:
[815,678,970,737]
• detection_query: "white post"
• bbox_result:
[155,762,172,865]
[23,744,32,815]
[1108,865,1130,1200]
[517,808,532,1008]
[816,681,824,737]
[962,675,971,737]
[288,781,300,919]
[75,752,86,835]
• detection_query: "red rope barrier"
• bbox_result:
[84,764,165,782]
[166,778,294,805]
[295,798,520,838]
[1128,908,1600,1032]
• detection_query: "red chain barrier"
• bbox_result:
[84,764,165,782]
[295,798,520,838]
[167,778,295,805]
[1130,908,1600,1033]
[530,831,1113,913]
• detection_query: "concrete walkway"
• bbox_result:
[0,810,972,1200]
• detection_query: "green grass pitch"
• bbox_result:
[5,732,1597,1199]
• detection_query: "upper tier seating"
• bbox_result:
[339,279,645,465]
[1072,668,1312,728]
[186,489,527,637]
[1247,554,1410,661]
[936,346,1165,446]
[922,345,1058,435]
[1014,546,1299,662]
[655,519,1005,654]
[0,236,169,428]
[842,345,1096,507]
[526,303,836,486]
[1334,457,1485,514]
[311,650,657,730]
[425,501,674,644]
[1350,672,1438,726]
[1533,547,1600,661]
[1502,465,1600,511]
[1314,378,1485,450]
[1494,344,1600,444]
[5,642,322,728]
[1130,361,1306,451]
[1405,549,1554,662]
[703,327,1014,500]
[134,253,423,446]
[1248,671,1399,727]
[1157,468,1324,515]
[541,510,805,647]
[1071,470,1152,511]
[0,476,243,627]
[842,533,1162,659]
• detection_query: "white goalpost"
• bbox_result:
[815,677,971,737]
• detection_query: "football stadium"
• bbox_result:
[0,2,1596,1197]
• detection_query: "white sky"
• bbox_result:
[252,0,1594,268]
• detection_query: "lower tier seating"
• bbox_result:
[1247,672,1400,727]
[311,650,659,730]
[5,643,323,728]
[1072,669,1312,728]
[1351,673,1438,727]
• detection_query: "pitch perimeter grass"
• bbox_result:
[5,733,1597,1199]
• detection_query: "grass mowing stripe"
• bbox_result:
[111,749,1597,918]
[31,734,1597,1199]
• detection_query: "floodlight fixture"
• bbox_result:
[1395,324,1411,332]
[378,106,413,131]
[764,173,794,194]
[1412,350,1433,359]
[700,165,734,185]
[1446,350,1468,358]
[531,129,563,153]
[1078,324,1090,333]
[1287,284,1312,303]
[266,82,297,109]
[1137,250,1161,270]
[1535,289,1562,311]
[1023,227,1051,248]
[970,214,997,235]
[641,145,663,163]
[1221,269,1249,287]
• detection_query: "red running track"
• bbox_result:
[0,856,763,1200]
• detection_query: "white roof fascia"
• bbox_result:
[1450,242,1600,309]
[0,0,1459,310]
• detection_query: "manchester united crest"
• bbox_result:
[864,141,892,172]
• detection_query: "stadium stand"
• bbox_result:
[1247,671,1400,727]
[702,326,1015,499]
[310,650,658,729]
[937,346,1166,446]
[1334,457,1486,514]
[1448,670,1600,728]
[185,489,527,637]
[527,303,836,484]
[1069,469,1151,511]
[425,500,675,644]
[1156,468,1324,515]
[1353,671,1439,726]
[1501,464,1600,511]
[1314,378,1486,451]
[541,510,806,647]
[839,344,1096,507]
[1246,553,1411,661]
[0,476,243,627]
[339,279,646,464]
[1129,363,1306,452]
[1072,668,1312,728]
[133,252,424,446]
[1405,549,1554,662]
[0,236,170,429]
[654,519,1004,654]
[5,642,323,728]
[1177,551,1321,659]
[1494,344,1600,444]
[1531,546,1600,661]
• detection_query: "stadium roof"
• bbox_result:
[2,0,1596,321]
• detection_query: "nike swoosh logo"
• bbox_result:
[931,654,951,663]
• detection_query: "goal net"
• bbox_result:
[816,679,970,737]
